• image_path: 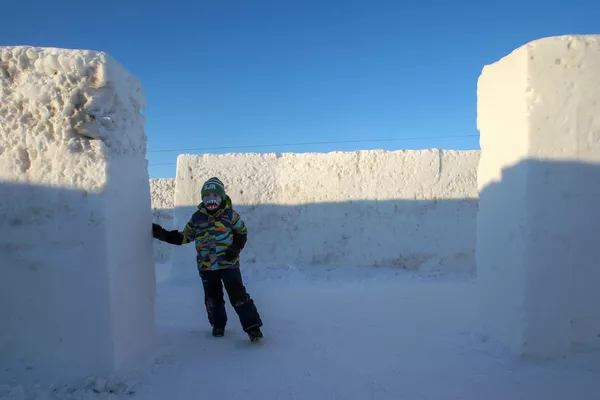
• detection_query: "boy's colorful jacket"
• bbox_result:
[182,195,247,271]
[156,195,247,271]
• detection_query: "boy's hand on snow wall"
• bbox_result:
[152,223,166,239]
[152,223,185,245]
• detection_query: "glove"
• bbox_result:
[152,223,185,245]
[152,223,166,240]
[224,247,240,261]
[224,233,247,261]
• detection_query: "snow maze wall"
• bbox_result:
[0,46,155,384]
[151,149,480,278]
[150,178,175,263]
[476,34,600,357]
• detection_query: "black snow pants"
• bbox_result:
[199,267,263,332]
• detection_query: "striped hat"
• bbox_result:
[201,177,226,199]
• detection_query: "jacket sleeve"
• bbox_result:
[180,218,197,244]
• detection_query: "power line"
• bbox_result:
[148,134,479,155]
[148,134,480,166]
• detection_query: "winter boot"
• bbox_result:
[212,327,225,337]
[247,327,263,342]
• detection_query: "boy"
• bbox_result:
[152,177,264,342]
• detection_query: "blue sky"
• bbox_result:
[2,0,598,177]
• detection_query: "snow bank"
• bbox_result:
[150,178,175,263]
[477,35,600,357]
[169,149,479,280]
[0,46,155,384]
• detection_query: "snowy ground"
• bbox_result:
[3,265,599,399]
[136,265,600,400]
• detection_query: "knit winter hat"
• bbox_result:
[201,177,226,200]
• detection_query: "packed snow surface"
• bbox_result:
[0,46,155,383]
[140,268,600,399]
[7,266,598,399]
[477,34,600,357]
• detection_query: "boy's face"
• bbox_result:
[203,192,222,211]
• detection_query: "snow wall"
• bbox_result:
[163,149,479,280]
[477,34,600,357]
[150,178,175,263]
[0,47,156,384]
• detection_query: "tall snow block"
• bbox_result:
[0,47,155,382]
[476,35,600,357]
